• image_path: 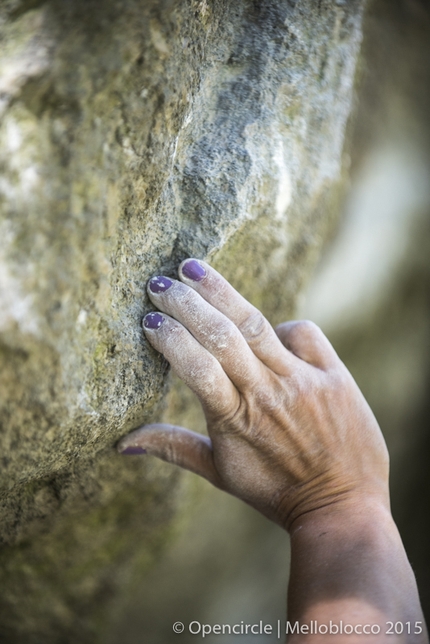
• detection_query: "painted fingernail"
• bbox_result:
[181,259,206,282]
[143,312,165,329]
[120,445,147,455]
[148,276,173,293]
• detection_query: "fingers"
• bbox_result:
[146,276,267,390]
[177,259,296,375]
[143,312,240,417]
[275,320,338,370]
[117,424,221,487]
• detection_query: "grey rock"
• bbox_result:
[0,0,364,640]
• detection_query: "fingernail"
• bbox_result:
[143,312,165,329]
[148,276,173,293]
[181,259,206,282]
[120,445,147,455]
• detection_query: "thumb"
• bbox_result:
[117,423,221,488]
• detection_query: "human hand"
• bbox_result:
[118,259,390,532]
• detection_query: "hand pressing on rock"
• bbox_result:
[119,259,388,529]
[118,259,427,643]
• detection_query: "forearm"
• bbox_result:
[287,498,428,643]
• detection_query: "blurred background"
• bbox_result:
[109,0,430,641]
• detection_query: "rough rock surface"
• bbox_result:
[0,0,364,640]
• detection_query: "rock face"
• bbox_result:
[0,0,364,641]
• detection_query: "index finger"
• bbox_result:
[178,259,298,375]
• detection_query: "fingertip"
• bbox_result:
[147,275,174,295]
[142,311,165,330]
[116,431,148,455]
[179,258,208,283]
[119,445,147,456]
[117,424,162,454]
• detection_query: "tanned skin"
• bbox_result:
[118,258,428,643]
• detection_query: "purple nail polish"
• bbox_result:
[181,259,206,282]
[143,312,165,329]
[121,445,147,455]
[148,276,173,293]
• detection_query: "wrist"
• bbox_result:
[289,493,393,540]
[287,494,426,636]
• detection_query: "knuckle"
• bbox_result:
[254,387,285,415]
[158,320,187,353]
[208,319,239,352]
[208,393,246,433]
[239,310,269,344]
[161,319,181,340]
[163,440,179,465]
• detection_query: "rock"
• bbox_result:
[0,0,364,640]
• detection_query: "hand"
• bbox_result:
[118,259,428,641]
[117,259,390,532]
